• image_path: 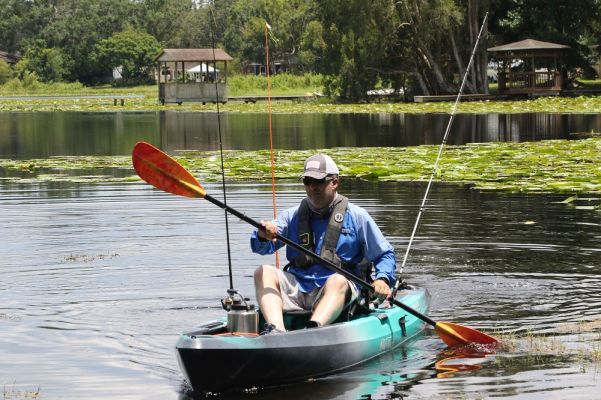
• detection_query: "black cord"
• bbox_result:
[209,4,234,291]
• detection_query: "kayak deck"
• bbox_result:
[176,286,430,393]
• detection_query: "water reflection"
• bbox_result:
[1,111,600,158]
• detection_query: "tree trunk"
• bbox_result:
[450,31,476,93]
[468,0,489,93]
[414,67,430,96]
[414,35,455,94]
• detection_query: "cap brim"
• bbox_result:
[301,170,328,179]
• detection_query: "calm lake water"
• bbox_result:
[1,111,601,399]
[1,111,601,157]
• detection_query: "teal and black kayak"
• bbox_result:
[175,285,430,393]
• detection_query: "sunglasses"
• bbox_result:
[303,176,335,186]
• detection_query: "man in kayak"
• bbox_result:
[250,154,396,334]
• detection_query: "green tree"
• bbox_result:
[132,0,195,47]
[319,0,398,100]
[16,40,73,82]
[0,0,53,53]
[33,0,135,82]
[299,20,326,72]
[92,30,162,84]
[172,6,213,48]
[318,0,491,99]
[491,0,601,74]
[217,0,318,73]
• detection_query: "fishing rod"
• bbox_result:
[393,12,489,297]
[264,21,280,268]
[209,5,234,292]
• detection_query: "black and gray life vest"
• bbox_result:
[293,195,349,268]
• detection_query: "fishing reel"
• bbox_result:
[221,289,259,334]
[221,289,253,311]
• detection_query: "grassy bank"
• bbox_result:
[0,73,324,97]
[1,139,600,202]
[1,75,601,113]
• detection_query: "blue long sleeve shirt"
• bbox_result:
[250,201,396,293]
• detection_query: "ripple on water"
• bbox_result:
[1,181,600,399]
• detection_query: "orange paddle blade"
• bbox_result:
[132,141,206,198]
[435,321,499,348]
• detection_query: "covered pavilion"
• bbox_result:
[488,39,569,96]
[156,48,233,104]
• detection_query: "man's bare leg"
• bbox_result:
[254,265,286,331]
[310,274,351,326]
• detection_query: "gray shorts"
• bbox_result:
[271,266,361,312]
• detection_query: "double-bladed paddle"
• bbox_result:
[131,141,499,348]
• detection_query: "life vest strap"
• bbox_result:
[293,195,348,268]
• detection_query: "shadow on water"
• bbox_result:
[1,111,601,158]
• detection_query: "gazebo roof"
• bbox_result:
[488,39,569,52]
[156,48,233,62]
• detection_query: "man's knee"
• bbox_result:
[254,264,277,284]
[324,273,350,294]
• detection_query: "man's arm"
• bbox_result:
[250,208,294,255]
[350,204,397,298]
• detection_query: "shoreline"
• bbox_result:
[1,94,601,114]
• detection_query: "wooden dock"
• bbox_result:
[413,93,499,103]
[228,94,316,103]
[414,88,601,103]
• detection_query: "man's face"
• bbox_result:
[303,176,339,209]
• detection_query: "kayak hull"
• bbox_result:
[176,286,430,392]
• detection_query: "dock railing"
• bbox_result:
[498,71,563,94]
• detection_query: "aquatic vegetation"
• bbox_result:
[496,330,568,355]
[2,93,601,114]
[2,384,41,399]
[591,334,601,363]
[493,318,601,367]
[1,139,600,198]
[62,253,119,263]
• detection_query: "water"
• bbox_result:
[1,109,600,398]
[1,178,600,399]
[1,111,601,158]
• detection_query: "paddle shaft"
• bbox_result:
[201,192,438,328]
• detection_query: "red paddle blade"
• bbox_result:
[435,321,499,348]
[132,141,206,198]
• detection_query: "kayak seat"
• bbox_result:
[280,297,374,331]
[283,310,312,331]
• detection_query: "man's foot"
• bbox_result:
[260,323,285,335]
[305,320,322,329]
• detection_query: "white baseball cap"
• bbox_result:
[301,154,339,179]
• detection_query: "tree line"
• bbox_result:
[1,0,600,101]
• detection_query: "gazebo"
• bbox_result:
[156,48,234,105]
[488,39,569,96]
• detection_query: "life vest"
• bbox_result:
[292,195,349,268]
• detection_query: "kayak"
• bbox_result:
[175,285,430,393]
